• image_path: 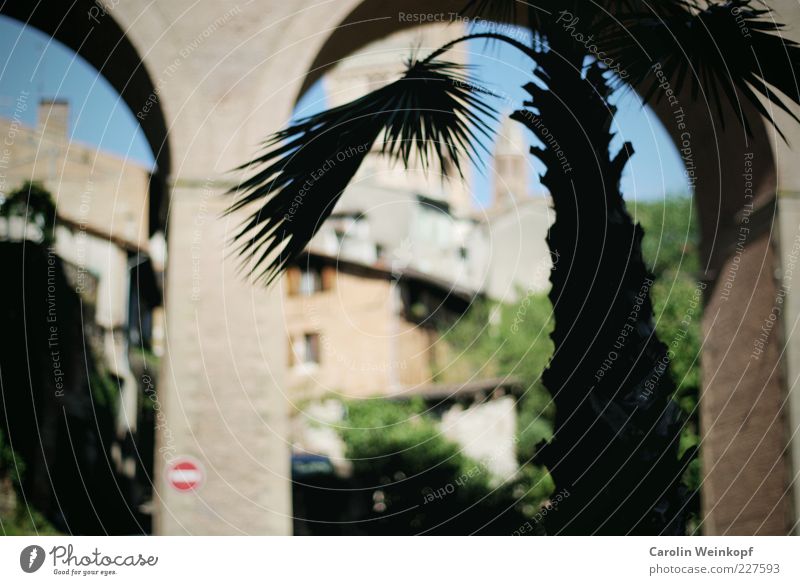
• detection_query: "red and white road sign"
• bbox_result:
[166,457,205,492]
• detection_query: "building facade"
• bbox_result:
[0,98,163,531]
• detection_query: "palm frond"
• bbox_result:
[459,0,519,24]
[227,58,496,284]
[598,0,697,15]
[614,0,800,138]
[459,0,696,36]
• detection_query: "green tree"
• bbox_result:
[435,295,554,463]
[633,197,702,395]
[339,398,553,534]
[1,181,57,245]
[0,428,59,535]
[636,197,704,526]
[437,196,704,527]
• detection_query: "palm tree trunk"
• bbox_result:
[511,47,693,535]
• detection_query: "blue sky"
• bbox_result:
[1,16,687,205]
[462,29,689,204]
[0,15,154,168]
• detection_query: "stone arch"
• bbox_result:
[2,0,789,536]
[0,0,176,533]
[1,0,172,219]
[296,0,791,535]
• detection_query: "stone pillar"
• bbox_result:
[154,179,291,535]
[699,231,792,534]
[777,195,800,534]
[646,86,792,533]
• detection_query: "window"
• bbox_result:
[334,228,346,246]
[291,333,321,367]
[288,265,327,296]
[299,267,321,296]
[304,333,320,365]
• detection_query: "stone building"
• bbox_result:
[0,98,163,530]
[0,99,163,441]
[283,251,523,486]
[283,252,471,400]
[281,28,551,499]
[482,117,555,301]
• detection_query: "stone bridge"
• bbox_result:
[2,0,800,534]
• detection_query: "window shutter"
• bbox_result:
[307,333,320,364]
[321,266,335,291]
[287,267,300,295]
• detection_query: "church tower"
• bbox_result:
[492,115,530,210]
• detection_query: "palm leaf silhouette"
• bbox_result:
[227,58,496,284]
[614,0,800,137]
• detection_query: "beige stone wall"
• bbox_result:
[441,396,518,478]
[396,319,437,388]
[324,22,473,215]
[283,268,436,399]
[778,196,800,534]
[699,233,792,534]
[156,187,291,535]
[0,106,152,443]
[99,0,345,535]
[0,117,150,250]
[284,270,393,399]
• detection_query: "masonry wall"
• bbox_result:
[284,268,437,399]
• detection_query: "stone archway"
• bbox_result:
[0,0,171,180]
[297,0,794,535]
[0,0,173,533]
[3,0,795,535]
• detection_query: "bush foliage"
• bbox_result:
[335,196,702,533]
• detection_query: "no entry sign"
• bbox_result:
[166,457,205,492]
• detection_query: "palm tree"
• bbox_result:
[227,0,800,534]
